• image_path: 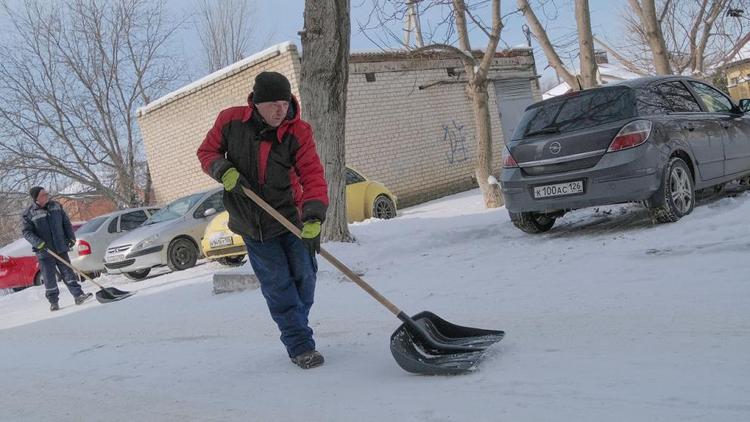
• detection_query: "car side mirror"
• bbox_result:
[739,99,750,113]
[203,208,217,218]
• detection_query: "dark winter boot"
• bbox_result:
[74,293,93,305]
[50,302,60,312]
[291,350,324,369]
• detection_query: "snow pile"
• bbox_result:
[0,188,749,421]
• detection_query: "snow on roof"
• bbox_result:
[730,42,750,63]
[0,237,32,258]
[598,63,643,81]
[543,81,571,99]
[59,181,96,195]
[137,41,295,117]
[542,63,643,99]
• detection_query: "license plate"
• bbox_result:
[209,236,233,248]
[534,180,584,199]
[105,254,125,263]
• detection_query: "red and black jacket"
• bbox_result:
[197,95,328,241]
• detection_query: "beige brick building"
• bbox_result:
[137,42,540,207]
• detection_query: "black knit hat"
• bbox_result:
[252,71,291,104]
[29,186,44,201]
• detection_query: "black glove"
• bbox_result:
[67,238,76,248]
[300,220,321,255]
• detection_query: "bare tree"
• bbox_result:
[0,0,181,207]
[517,0,599,89]
[617,0,750,77]
[576,0,597,88]
[443,0,504,208]
[300,0,352,241]
[627,0,673,74]
[359,0,506,207]
[517,0,578,88]
[195,0,260,73]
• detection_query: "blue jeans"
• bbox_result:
[37,251,84,304]
[243,232,318,358]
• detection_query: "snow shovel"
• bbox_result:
[241,186,504,375]
[46,249,135,303]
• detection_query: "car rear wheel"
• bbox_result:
[33,271,44,286]
[124,268,151,280]
[509,211,557,234]
[372,195,397,219]
[217,255,245,266]
[648,157,694,223]
[167,238,198,271]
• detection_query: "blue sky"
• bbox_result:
[168,0,625,88]
[0,0,625,90]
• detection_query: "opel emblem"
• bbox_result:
[549,142,561,155]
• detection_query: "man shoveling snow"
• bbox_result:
[197,71,329,369]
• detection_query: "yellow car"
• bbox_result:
[202,167,397,265]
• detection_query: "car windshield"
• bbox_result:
[144,193,204,225]
[513,86,636,140]
[76,216,109,234]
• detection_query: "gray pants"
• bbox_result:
[37,251,83,304]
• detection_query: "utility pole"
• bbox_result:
[404,0,424,48]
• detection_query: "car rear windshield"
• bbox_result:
[76,216,109,234]
[513,86,636,140]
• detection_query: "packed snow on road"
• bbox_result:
[1,188,748,421]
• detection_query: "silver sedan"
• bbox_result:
[103,188,224,280]
[69,207,160,276]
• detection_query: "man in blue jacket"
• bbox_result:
[22,186,92,311]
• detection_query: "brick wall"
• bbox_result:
[137,43,539,208]
[137,43,302,205]
[346,54,537,206]
[726,61,750,101]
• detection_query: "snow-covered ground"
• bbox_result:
[1,188,749,421]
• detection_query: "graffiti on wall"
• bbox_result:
[442,120,469,164]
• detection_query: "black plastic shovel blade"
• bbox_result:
[95,287,135,303]
[390,311,504,375]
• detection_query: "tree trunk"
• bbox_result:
[628,0,672,74]
[517,0,578,89]
[452,0,503,208]
[470,83,503,208]
[576,0,598,88]
[144,164,153,205]
[300,0,352,242]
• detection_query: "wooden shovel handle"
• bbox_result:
[45,249,105,289]
[240,186,402,316]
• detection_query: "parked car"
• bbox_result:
[344,167,397,222]
[200,211,246,266]
[0,222,85,291]
[103,188,224,279]
[0,238,42,291]
[201,167,397,265]
[500,76,750,233]
[69,207,161,276]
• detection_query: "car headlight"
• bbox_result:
[131,234,161,252]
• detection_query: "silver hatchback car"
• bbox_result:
[69,207,160,276]
[103,188,224,279]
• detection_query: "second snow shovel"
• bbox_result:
[241,186,504,375]
[46,249,135,303]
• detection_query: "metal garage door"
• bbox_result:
[493,79,536,143]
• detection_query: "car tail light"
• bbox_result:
[78,240,92,256]
[502,146,519,168]
[608,120,652,152]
